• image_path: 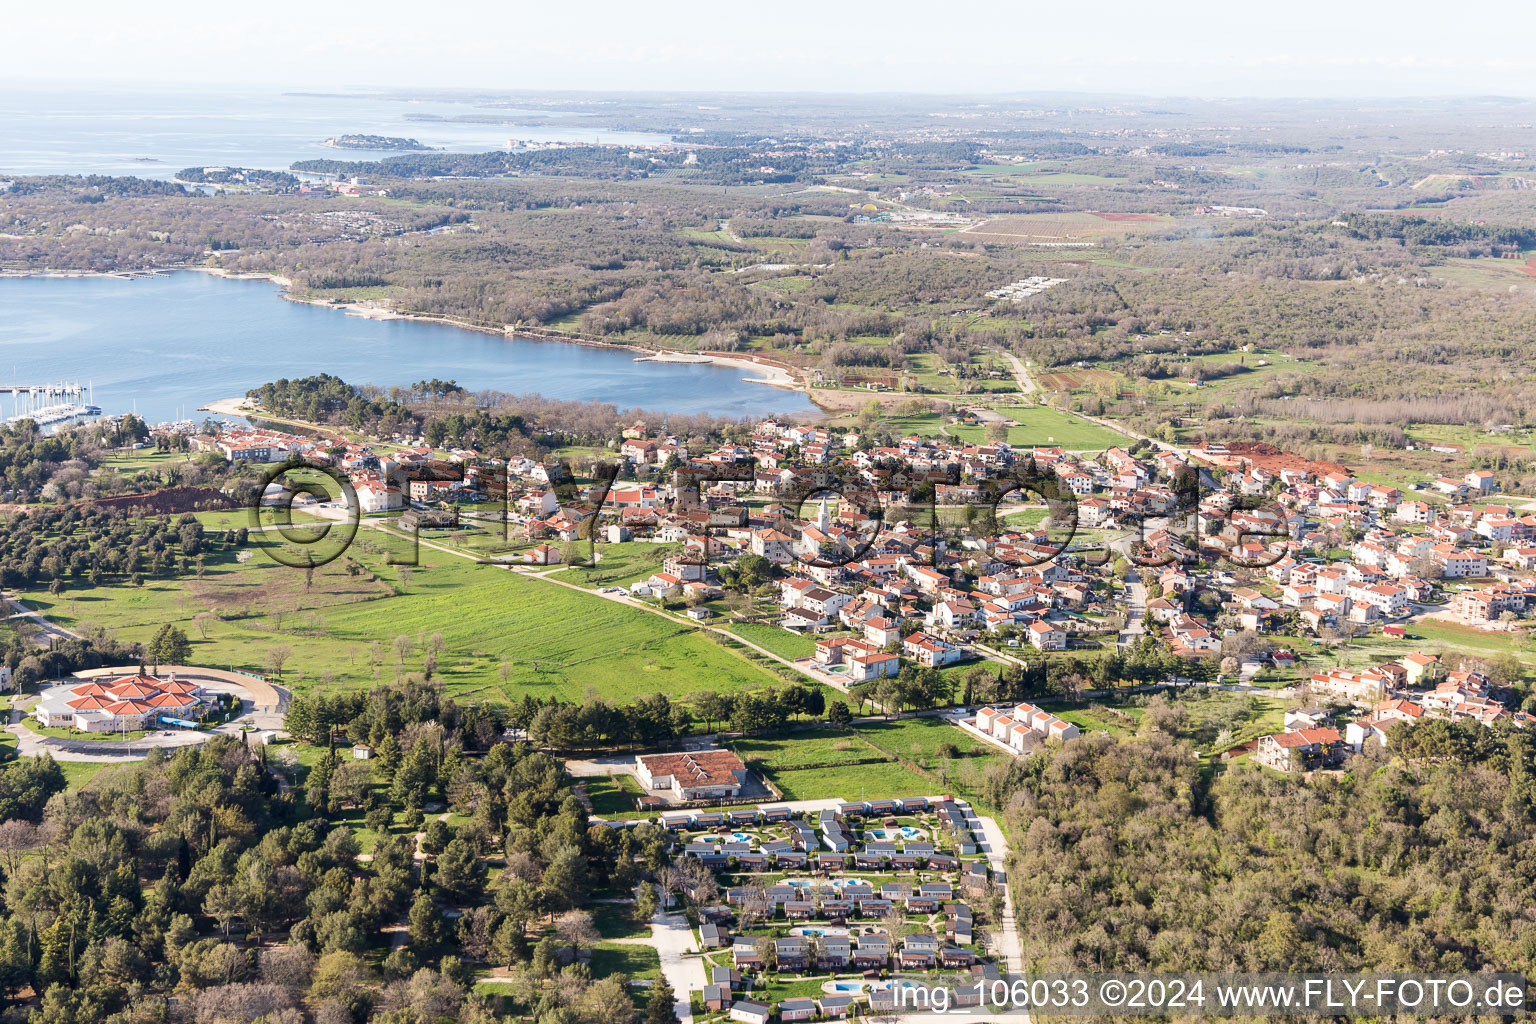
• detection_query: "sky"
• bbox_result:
[12,0,1536,98]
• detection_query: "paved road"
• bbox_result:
[1119,580,1148,649]
[960,800,1024,976]
[4,596,81,645]
[995,349,1038,398]
[647,893,707,1024]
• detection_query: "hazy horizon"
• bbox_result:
[14,0,1536,99]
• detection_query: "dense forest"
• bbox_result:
[0,681,679,1024]
[990,721,1536,973]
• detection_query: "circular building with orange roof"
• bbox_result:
[35,671,209,733]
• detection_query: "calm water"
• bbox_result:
[0,273,814,422]
[0,85,674,179]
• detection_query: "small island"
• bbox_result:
[322,133,434,151]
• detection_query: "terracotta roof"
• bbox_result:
[639,750,746,787]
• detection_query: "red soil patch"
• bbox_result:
[1091,212,1160,222]
[1521,259,1536,279]
[83,486,241,515]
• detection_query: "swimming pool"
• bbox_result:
[828,980,923,994]
[727,831,753,843]
[785,878,865,888]
[866,826,925,841]
[792,926,850,938]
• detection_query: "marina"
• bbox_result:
[1,382,101,426]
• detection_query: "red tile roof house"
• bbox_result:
[1255,727,1345,772]
[902,631,966,668]
[634,750,748,800]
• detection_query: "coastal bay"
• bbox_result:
[1,271,816,423]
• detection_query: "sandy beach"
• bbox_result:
[636,351,800,391]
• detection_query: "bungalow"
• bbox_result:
[899,948,936,969]
[730,1002,772,1024]
[775,937,809,972]
[941,947,978,968]
[780,999,817,1022]
[817,937,851,969]
[853,937,890,968]
[818,995,856,1019]
[704,987,732,1012]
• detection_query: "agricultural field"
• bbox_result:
[1430,254,1536,290]
[961,212,1178,245]
[1036,367,1121,392]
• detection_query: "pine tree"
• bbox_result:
[648,977,680,1024]
[375,733,402,780]
[407,889,441,955]
[148,624,191,669]
[0,919,31,999]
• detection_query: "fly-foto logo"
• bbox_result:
[247,453,1290,573]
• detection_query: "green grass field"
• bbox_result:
[23,521,792,706]
[726,623,818,661]
[96,449,197,474]
[564,542,676,590]
[765,760,937,801]
[588,942,661,980]
[947,406,1130,450]
[855,717,1002,765]
[583,773,644,815]
[732,720,1000,802]
[57,760,131,791]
